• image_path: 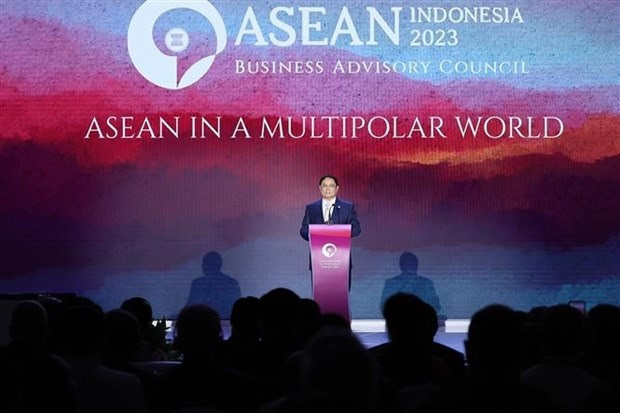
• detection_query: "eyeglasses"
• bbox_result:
[320,184,337,189]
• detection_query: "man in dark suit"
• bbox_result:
[300,176,361,289]
[299,175,361,241]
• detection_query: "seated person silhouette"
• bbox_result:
[187,251,241,319]
[380,252,441,315]
[150,304,258,413]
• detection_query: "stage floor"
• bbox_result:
[214,319,469,354]
[351,319,467,354]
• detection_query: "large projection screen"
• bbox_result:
[1,1,618,318]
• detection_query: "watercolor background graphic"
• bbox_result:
[1,1,618,317]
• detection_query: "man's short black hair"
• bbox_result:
[319,175,339,186]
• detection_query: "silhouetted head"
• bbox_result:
[523,307,546,367]
[121,296,153,331]
[37,296,64,321]
[318,313,352,332]
[300,327,378,412]
[202,251,223,273]
[466,304,522,382]
[587,304,620,351]
[298,298,322,345]
[230,296,260,339]
[259,288,301,335]
[420,299,439,339]
[587,304,620,363]
[527,306,547,324]
[9,300,48,352]
[399,252,419,273]
[174,304,222,359]
[103,309,141,361]
[52,305,104,358]
[541,304,584,357]
[383,293,431,345]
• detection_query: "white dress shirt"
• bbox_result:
[322,198,336,222]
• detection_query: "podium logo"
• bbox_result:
[128,0,227,90]
[321,243,338,258]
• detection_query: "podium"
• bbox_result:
[309,224,351,321]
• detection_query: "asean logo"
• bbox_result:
[128,0,227,90]
[321,243,338,258]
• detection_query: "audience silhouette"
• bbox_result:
[0,300,76,413]
[260,327,380,413]
[371,293,452,389]
[256,288,303,402]
[102,308,158,390]
[1,287,618,413]
[187,251,242,319]
[586,304,620,394]
[370,292,454,412]
[121,296,168,361]
[521,304,612,413]
[52,302,147,413]
[461,304,561,413]
[150,304,259,413]
[221,296,262,376]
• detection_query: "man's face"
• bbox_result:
[319,177,339,200]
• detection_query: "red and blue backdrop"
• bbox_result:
[1,0,618,317]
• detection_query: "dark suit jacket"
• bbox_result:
[299,198,361,241]
[300,198,361,275]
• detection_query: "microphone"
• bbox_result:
[327,204,335,225]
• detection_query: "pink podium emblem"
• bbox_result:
[309,224,351,321]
